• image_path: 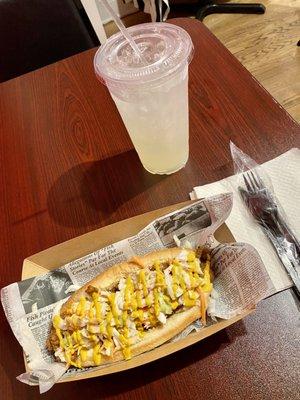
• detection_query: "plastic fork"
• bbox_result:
[239,169,300,296]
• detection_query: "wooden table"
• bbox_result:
[0,18,299,400]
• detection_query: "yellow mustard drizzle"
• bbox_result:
[183,292,196,307]
[193,272,201,286]
[76,330,82,345]
[177,265,186,291]
[103,339,113,349]
[132,309,144,321]
[123,347,131,360]
[172,283,179,297]
[53,315,61,328]
[109,293,121,327]
[106,309,113,329]
[124,276,134,310]
[138,309,144,320]
[100,321,107,335]
[163,294,171,304]
[171,300,179,310]
[92,292,102,321]
[76,355,82,369]
[190,271,198,288]
[76,296,86,316]
[187,251,196,262]
[89,333,98,342]
[136,291,143,308]
[89,303,95,319]
[56,330,64,349]
[139,270,148,297]
[53,315,64,348]
[171,264,179,283]
[80,348,87,363]
[154,288,160,317]
[70,361,77,367]
[64,349,71,364]
[107,325,113,340]
[188,252,202,275]
[131,292,137,311]
[119,333,127,346]
[149,313,157,326]
[93,343,101,365]
[154,261,166,288]
[138,330,145,338]
[188,261,196,273]
[121,310,132,353]
[145,294,152,307]
[66,332,73,350]
[123,326,129,338]
[201,261,213,292]
[171,263,180,297]
[122,310,128,327]
[71,331,77,345]
[188,290,198,300]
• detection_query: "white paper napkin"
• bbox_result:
[190,148,300,292]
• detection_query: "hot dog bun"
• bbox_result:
[48,247,212,368]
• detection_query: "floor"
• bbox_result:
[104,0,300,122]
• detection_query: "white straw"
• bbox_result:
[100,0,147,63]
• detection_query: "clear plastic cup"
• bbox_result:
[94,23,194,174]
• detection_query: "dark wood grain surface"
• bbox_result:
[0,18,299,400]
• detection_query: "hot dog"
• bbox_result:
[47,247,213,368]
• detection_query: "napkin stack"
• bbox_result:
[190,148,300,293]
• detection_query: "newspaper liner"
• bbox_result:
[1,193,274,393]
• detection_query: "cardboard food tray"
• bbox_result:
[22,201,254,382]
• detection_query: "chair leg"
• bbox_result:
[196,2,266,21]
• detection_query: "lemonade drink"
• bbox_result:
[94,23,193,174]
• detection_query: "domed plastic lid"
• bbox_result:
[94,23,194,86]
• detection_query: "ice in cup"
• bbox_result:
[94,23,194,175]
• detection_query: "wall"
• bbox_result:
[97,0,137,23]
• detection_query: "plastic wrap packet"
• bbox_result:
[230,142,300,277]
